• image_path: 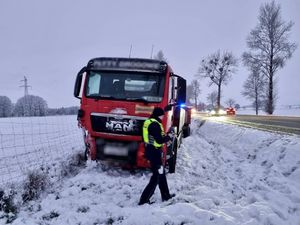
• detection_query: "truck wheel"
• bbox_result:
[168,140,178,173]
[183,125,190,138]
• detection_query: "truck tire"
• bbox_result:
[168,139,178,173]
[183,125,190,138]
[84,146,90,161]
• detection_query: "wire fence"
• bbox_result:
[0,115,84,186]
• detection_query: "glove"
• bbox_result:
[166,140,172,147]
[158,166,164,174]
[168,132,175,139]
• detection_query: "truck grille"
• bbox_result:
[90,113,146,136]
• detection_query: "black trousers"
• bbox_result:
[139,163,171,204]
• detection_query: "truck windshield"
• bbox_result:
[85,71,166,102]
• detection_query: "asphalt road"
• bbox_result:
[193,113,300,135]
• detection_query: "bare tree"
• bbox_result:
[197,102,206,111]
[234,103,240,110]
[207,91,218,109]
[197,50,238,112]
[153,50,168,62]
[186,84,193,106]
[242,63,266,115]
[243,1,297,114]
[187,80,201,109]
[225,98,236,108]
[0,96,13,117]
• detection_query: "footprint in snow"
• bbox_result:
[282,166,298,177]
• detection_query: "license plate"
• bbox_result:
[103,145,128,156]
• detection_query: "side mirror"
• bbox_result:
[77,109,84,118]
[74,67,86,99]
[177,77,186,105]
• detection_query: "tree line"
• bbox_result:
[187,1,297,115]
[0,95,78,118]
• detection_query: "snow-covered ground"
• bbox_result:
[5,119,300,225]
[237,107,300,117]
[0,115,83,185]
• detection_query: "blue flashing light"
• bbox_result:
[180,103,186,108]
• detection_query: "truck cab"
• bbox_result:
[74,57,190,173]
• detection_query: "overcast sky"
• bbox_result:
[0,0,299,108]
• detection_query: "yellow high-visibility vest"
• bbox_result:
[143,118,165,148]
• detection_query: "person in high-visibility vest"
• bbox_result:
[139,107,175,205]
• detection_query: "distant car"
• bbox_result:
[226,107,236,115]
[191,107,197,114]
[207,108,226,116]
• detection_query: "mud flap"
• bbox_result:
[167,137,177,173]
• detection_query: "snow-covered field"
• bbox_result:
[0,115,83,185]
[3,118,299,225]
[237,107,300,117]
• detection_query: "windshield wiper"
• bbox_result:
[88,95,117,100]
[89,95,149,103]
[126,97,149,104]
[99,95,117,100]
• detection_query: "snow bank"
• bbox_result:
[5,119,300,225]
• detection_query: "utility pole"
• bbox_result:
[150,45,154,59]
[20,76,31,96]
[129,44,132,58]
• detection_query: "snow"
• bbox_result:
[0,115,83,185]
[3,118,300,225]
[237,107,300,117]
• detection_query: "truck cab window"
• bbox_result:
[168,76,176,104]
[85,71,165,102]
[112,80,125,96]
[87,72,101,96]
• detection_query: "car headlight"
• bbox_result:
[210,110,216,115]
[219,109,226,115]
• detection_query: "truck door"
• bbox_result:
[167,74,186,134]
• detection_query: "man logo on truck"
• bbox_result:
[105,119,138,132]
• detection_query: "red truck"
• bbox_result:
[74,57,191,173]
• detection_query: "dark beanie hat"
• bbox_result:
[152,107,165,117]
